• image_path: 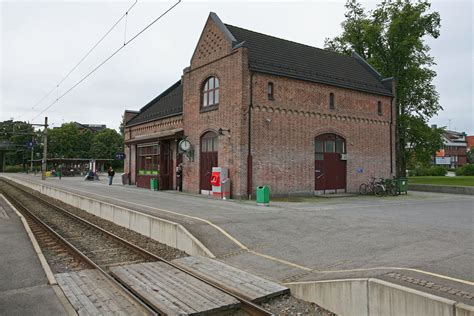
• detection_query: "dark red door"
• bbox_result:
[160,141,171,190]
[315,134,346,191]
[200,132,218,191]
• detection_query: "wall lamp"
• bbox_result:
[218,128,231,135]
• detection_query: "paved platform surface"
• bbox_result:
[0,194,69,315]
[5,173,474,305]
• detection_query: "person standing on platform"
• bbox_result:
[176,163,183,192]
[107,166,115,185]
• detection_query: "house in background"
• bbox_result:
[123,12,396,198]
[435,130,468,168]
[72,122,107,133]
[466,135,474,151]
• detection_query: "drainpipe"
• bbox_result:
[247,72,254,199]
[390,79,396,176]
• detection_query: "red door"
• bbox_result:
[200,132,218,192]
[315,134,346,191]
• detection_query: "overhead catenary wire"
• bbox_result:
[16,0,138,121]
[30,0,181,123]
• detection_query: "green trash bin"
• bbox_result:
[256,186,270,206]
[396,177,408,195]
[150,178,158,191]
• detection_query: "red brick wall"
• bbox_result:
[124,16,396,197]
[182,16,250,198]
[250,73,394,194]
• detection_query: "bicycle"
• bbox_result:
[360,177,397,196]
[359,177,384,195]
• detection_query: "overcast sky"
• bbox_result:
[1,0,472,134]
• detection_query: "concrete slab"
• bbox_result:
[4,173,473,305]
[0,195,70,315]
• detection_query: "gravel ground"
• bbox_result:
[261,294,335,316]
[16,184,188,261]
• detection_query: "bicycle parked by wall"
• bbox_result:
[359,177,397,196]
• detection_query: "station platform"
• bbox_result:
[0,194,72,315]
[3,173,473,309]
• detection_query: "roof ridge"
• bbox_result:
[224,23,355,61]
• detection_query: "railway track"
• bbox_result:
[0,179,273,316]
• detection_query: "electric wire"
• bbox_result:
[16,0,138,121]
[30,0,181,123]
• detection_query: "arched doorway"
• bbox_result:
[315,133,346,192]
[200,131,218,193]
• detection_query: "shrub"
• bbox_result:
[408,165,447,176]
[4,165,23,173]
[455,164,474,176]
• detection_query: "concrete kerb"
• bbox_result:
[409,184,474,195]
[285,278,472,316]
[2,176,215,259]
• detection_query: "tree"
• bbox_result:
[48,123,92,158]
[405,117,444,168]
[325,0,442,176]
[90,128,123,168]
[0,120,36,167]
[467,148,474,164]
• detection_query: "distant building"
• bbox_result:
[73,122,106,133]
[466,135,474,150]
[435,130,467,168]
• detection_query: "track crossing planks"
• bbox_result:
[56,269,151,315]
[172,256,289,302]
[110,262,240,315]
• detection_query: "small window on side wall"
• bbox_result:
[268,82,274,100]
[329,93,335,109]
[377,101,382,115]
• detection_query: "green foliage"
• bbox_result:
[46,123,124,168]
[405,116,444,168]
[467,148,474,164]
[325,0,442,176]
[0,120,37,166]
[455,164,474,176]
[90,129,124,168]
[408,165,447,176]
[48,123,93,158]
[4,165,24,173]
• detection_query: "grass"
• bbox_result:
[409,176,474,187]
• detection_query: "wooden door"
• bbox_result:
[200,132,218,192]
[159,141,171,190]
[315,134,346,191]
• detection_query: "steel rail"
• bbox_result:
[2,179,273,316]
[1,187,157,315]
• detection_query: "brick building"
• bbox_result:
[124,13,396,198]
[435,130,468,168]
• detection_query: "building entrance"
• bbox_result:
[315,133,346,192]
[200,131,218,193]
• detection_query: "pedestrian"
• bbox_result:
[107,166,115,185]
[176,163,183,192]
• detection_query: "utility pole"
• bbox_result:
[30,136,34,172]
[42,117,48,180]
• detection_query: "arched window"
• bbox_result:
[202,77,220,108]
[201,131,218,153]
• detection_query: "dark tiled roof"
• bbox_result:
[126,80,183,126]
[225,24,392,96]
